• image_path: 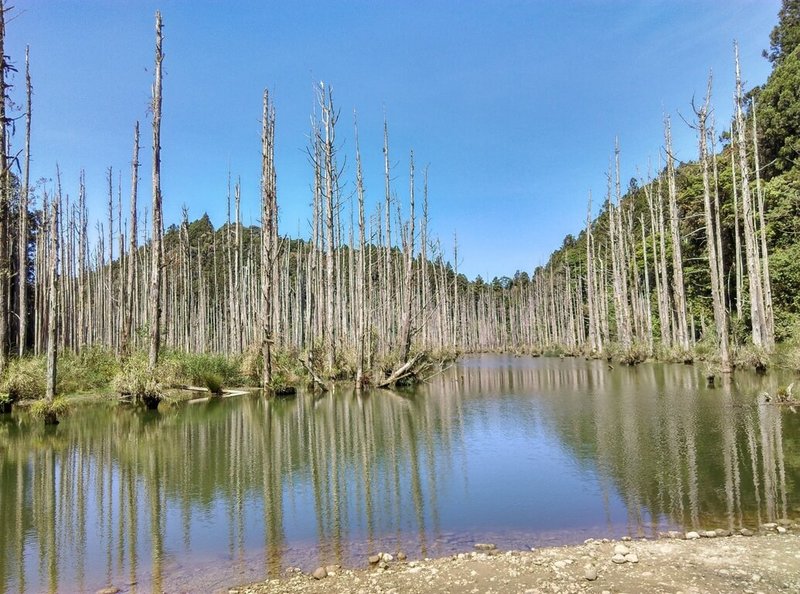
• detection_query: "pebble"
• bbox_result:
[312,567,327,580]
[761,523,778,530]
[715,529,732,537]
[702,530,717,538]
[553,560,568,569]
[740,528,754,536]
[381,553,394,562]
[686,531,701,540]
[613,544,631,555]
[621,536,632,542]
[96,588,120,594]
[624,553,639,563]
[368,554,381,564]
[612,553,627,564]
[585,566,598,581]
[777,526,787,534]
[397,552,407,560]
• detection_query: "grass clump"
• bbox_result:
[0,391,13,413]
[112,355,163,408]
[30,397,70,425]
[734,344,770,373]
[162,351,244,387]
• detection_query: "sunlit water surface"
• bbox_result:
[1,355,798,592]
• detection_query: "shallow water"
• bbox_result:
[0,355,798,592]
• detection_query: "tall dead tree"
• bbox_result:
[319,82,338,375]
[17,45,31,356]
[354,113,367,388]
[121,122,139,357]
[664,115,690,351]
[398,151,416,363]
[148,11,164,371]
[585,191,600,354]
[695,76,731,372]
[260,89,277,388]
[734,41,768,349]
[751,99,775,349]
[0,0,8,375]
[45,178,60,410]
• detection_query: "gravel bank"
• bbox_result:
[229,528,800,594]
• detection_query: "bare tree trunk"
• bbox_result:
[122,122,139,357]
[734,41,767,349]
[46,174,61,411]
[148,11,164,372]
[585,191,599,354]
[664,116,690,352]
[751,99,775,349]
[696,76,731,372]
[260,89,277,388]
[0,0,9,375]
[354,114,367,388]
[398,151,416,363]
[17,46,31,356]
[319,82,338,375]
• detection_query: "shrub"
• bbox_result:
[2,357,45,401]
[203,372,224,395]
[57,347,120,394]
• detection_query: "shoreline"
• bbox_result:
[230,526,800,594]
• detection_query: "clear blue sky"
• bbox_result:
[6,1,779,280]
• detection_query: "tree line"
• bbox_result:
[2,3,800,418]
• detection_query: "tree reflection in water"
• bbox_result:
[0,355,797,592]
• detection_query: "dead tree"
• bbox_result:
[148,11,164,372]
[17,46,31,356]
[0,0,8,375]
[260,89,277,388]
[695,75,731,372]
[664,116,690,351]
[122,122,139,357]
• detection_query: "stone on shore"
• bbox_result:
[312,567,327,580]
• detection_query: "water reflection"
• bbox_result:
[0,355,798,593]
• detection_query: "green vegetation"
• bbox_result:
[29,396,69,422]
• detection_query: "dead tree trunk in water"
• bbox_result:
[695,76,731,372]
[122,122,139,357]
[354,114,367,389]
[664,116,690,352]
[0,0,9,375]
[751,99,775,350]
[398,151,416,363]
[148,11,164,372]
[319,82,338,375]
[734,41,768,350]
[260,90,277,388]
[17,46,31,356]
[45,180,60,409]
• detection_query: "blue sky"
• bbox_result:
[6,1,779,280]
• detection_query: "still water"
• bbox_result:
[0,355,798,592]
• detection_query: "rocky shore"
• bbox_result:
[229,525,800,594]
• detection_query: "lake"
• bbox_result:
[0,354,797,592]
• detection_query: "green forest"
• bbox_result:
[1,2,800,422]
